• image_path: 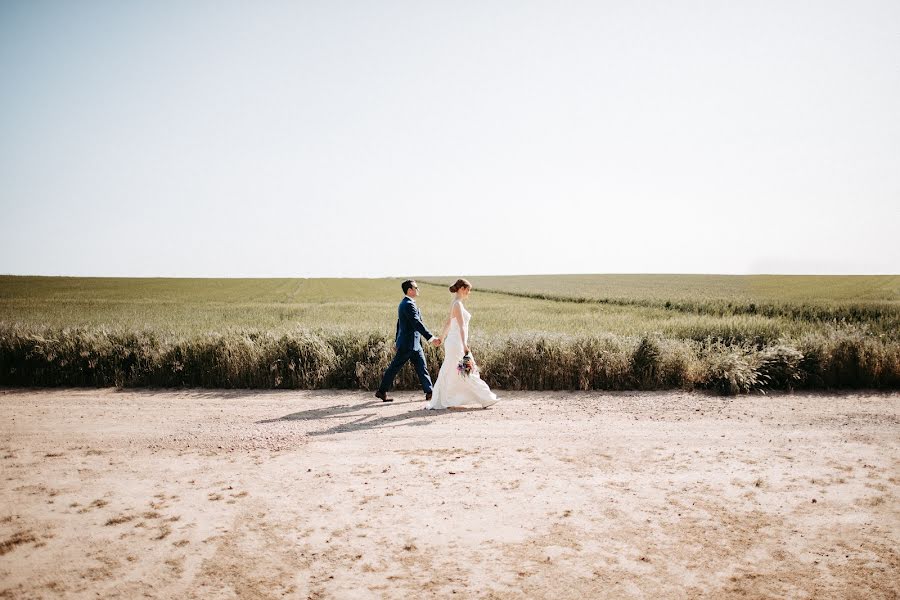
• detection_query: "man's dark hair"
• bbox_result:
[401,280,416,294]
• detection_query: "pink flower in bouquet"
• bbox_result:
[457,353,475,377]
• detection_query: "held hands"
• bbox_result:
[431,337,442,347]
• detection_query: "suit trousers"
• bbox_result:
[378,348,433,394]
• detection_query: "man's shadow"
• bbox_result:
[257,398,482,437]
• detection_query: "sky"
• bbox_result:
[1,0,898,277]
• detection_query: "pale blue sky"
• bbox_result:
[1,0,898,277]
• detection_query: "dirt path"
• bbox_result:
[0,388,898,599]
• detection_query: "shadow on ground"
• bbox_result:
[257,398,483,436]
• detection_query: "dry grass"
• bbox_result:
[0,530,37,556]
[104,514,135,526]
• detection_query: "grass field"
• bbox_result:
[3,275,898,338]
[1,275,898,392]
[453,274,900,304]
[419,275,900,335]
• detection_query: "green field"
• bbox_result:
[3,274,898,340]
[1,275,898,392]
[454,274,900,304]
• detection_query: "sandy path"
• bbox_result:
[0,388,898,599]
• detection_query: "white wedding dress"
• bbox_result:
[425,300,499,410]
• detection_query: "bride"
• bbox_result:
[425,279,499,410]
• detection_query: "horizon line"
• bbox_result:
[2,272,898,279]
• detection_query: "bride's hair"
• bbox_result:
[449,278,472,293]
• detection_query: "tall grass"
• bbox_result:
[2,324,897,393]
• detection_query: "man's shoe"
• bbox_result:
[425,392,433,402]
[375,390,393,402]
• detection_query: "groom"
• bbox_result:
[375,280,441,402]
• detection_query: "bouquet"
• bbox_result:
[457,353,476,377]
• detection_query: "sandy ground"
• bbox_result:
[0,388,898,599]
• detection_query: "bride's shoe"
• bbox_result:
[482,399,499,408]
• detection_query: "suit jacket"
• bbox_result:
[395,296,433,351]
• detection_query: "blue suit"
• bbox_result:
[378,296,434,394]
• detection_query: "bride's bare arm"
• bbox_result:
[451,302,469,352]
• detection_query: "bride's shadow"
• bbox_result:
[257,398,482,437]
